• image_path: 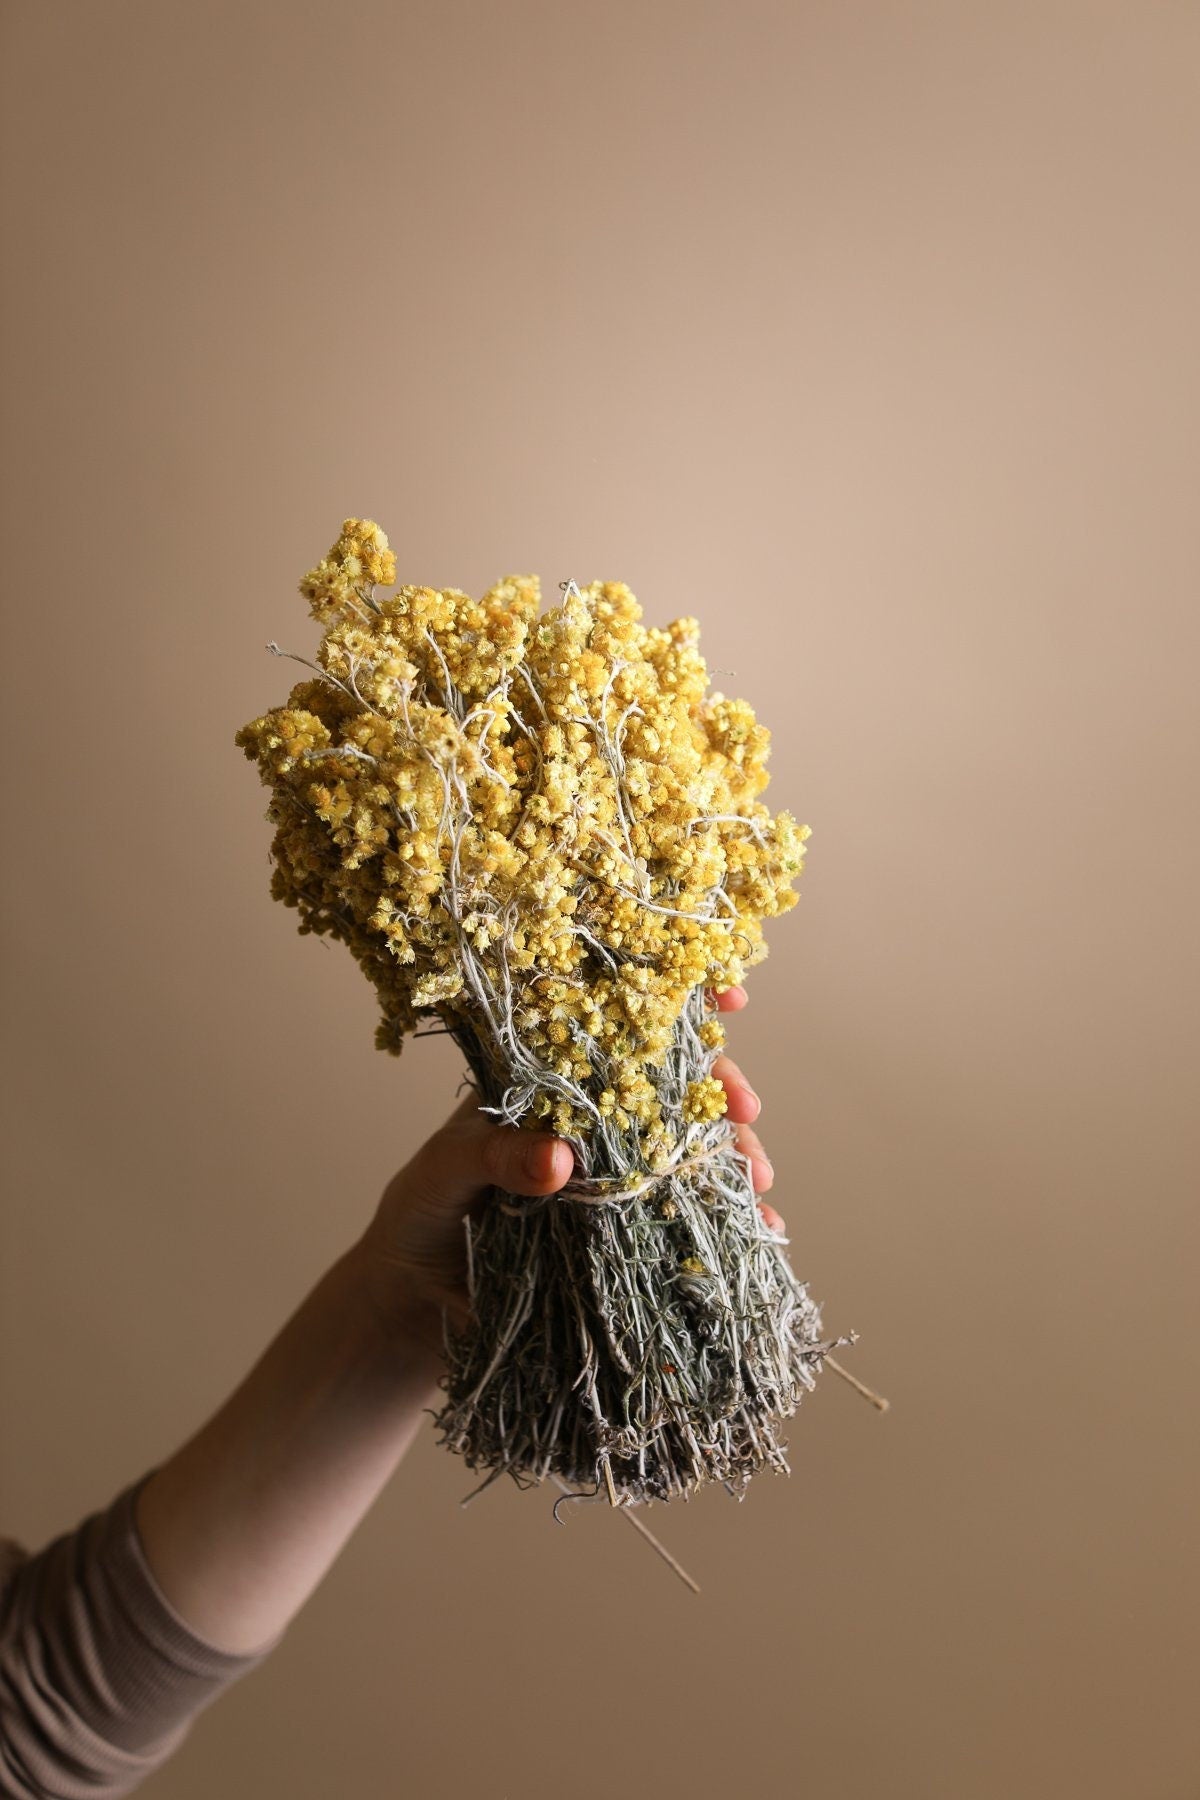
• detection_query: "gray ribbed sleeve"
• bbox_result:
[0,1469,283,1799]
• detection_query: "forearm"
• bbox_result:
[134,1239,443,1656]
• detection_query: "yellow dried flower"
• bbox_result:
[681,1076,728,1124]
[238,528,811,1164]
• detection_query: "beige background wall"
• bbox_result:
[2,3,1198,1796]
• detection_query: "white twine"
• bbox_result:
[495,1134,734,1215]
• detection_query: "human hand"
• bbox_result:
[354,984,784,1360]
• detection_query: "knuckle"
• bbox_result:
[480,1127,513,1185]
[407,1137,449,1201]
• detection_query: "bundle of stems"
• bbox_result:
[236,520,843,1506]
[442,989,838,1503]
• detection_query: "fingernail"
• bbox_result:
[737,1082,761,1117]
[523,1137,556,1181]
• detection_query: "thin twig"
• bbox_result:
[550,1476,700,1595]
[617,1505,702,1596]
[825,1353,890,1412]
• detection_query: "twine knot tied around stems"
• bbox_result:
[495,1135,735,1215]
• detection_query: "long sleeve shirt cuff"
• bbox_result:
[0,1468,284,1799]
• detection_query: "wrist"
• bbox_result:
[344,1232,454,1384]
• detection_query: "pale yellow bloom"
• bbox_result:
[236,521,811,1161]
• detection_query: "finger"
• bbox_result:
[410,1095,575,1211]
[711,1053,761,1123]
[758,1201,786,1234]
[732,1119,774,1192]
[706,984,748,1014]
[444,1090,574,1189]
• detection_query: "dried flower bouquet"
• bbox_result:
[236,519,843,1504]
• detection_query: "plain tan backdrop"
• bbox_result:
[2,3,1198,1797]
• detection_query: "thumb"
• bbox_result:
[408,1093,575,1214]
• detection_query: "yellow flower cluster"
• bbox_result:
[236,520,811,1171]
